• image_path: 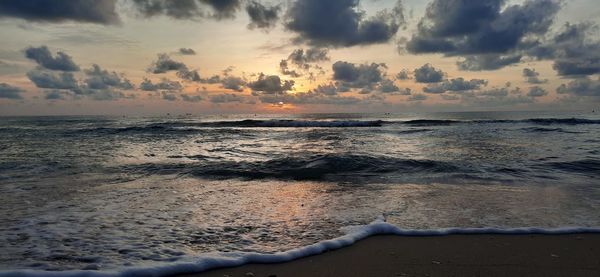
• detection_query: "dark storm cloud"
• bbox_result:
[332,61,385,89]
[26,70,79,90]
[247,73,294,94]
[84,64,134,90]
[0,0,120,25]
[200,0,242,19]
[178,48,196,55]
[423,78,487,94]
[556,77,600,97]
[456,54,521,71]
[0,83,23,99]
[406,0,560,55]
[131,0,241,20]
[527,86,548,97]
[131,0,204,19]
[24,46,80,72]
[522,68,548,84]
[413,64,444,83]
[246,0,280,30]
[284,0,405,47]
[529,23,600,77]
[404,0,561,71]
[139,78,183,91]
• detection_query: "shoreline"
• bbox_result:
[183,234,600,277]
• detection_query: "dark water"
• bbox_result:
[1,111,599,271]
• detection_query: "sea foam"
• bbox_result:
[2,218,599,277]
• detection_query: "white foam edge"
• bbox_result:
[2,217,600,277]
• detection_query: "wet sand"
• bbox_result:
[182,234,600,277]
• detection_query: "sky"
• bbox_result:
[0,0,599,115]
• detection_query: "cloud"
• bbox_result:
[84,64,134,90]
[284,0,405,47]
[288,47,330,65]
[407,93,427,101]
[311,83,338,95]
[131,0,241,20]
[176,68,202,82]
[332,61,385,89]
[26,70,79,90]
[405,0,561,71]
[44,90,70,100]
[423,77,487,93]
[556,77,600,97]
[378,79,400,93]
[181,94,203,102]
[246,0,280,30]
[522,68,547,84]
[210,93,244,103]
[459,87,536,107]
[27,64,135,101]
[201,0,241,19]
[279,60,301,78]
[527,86,548,97]
[406,0,560,55]
[24,46,80,71]
[148,53,187,73]
[0,0,120,25]
[139,78,183,91]
[178,48,196,55]
[148,53,201,82]
[279,47,329,77]
[131,0,204,19]
[247,73,294,94]
[414,63,444,83]
[161,91,177,101]
[456,54,521,71]
[395,69,411,80]
[0,83,23,99]
[220,76,246,92]
[529,22,600,77]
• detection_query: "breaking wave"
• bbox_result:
[2,217,599,277]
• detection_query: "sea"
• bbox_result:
[1,111,599,276]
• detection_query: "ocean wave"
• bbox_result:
[543,159,600,176]
[2,217,599,277]
[519,127,583,133]
[55,117,600,134]
[121,154,460,181]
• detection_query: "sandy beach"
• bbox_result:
[185,234,600,277]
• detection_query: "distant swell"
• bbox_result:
[63,117,600,134]
[177,119,385,128]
